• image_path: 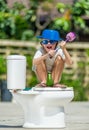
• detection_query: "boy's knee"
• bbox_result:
[55,56,64,65]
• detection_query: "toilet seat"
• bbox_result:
[33,87,73,91]
[12,87,73,95]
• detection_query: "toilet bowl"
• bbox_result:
[11,87,74,128]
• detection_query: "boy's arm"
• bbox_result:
[33,53,49,65]
[60,41,73,65]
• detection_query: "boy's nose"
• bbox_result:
[48,41,51,44]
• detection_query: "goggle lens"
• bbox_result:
[40,40,57,44]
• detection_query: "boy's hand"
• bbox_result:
[48,50,56,57]
[60,41,66,50]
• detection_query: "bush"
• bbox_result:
[0,56,6,74]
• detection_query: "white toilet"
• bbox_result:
[7,55,74,129]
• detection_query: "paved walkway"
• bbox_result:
[0,102,89,130]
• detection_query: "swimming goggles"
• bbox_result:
[40,40,57,44]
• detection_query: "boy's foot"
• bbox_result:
[53,83,67,88]
[36,82,46,87]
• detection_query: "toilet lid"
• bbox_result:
[33,87,73,91]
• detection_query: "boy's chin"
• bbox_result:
[44,48,49,52]
[47,48,53,51]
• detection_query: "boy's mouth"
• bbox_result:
[46,46,52,49]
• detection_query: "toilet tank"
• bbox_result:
[7,55,26,90]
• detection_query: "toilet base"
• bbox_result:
[23,122,65,128]
[23,106,65,129]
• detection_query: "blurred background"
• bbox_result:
[0,0,89,101]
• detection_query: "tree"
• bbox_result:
[50,0,89,40]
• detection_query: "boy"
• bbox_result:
[32,29,73,87]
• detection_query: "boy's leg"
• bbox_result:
[52,56,65,86]
[35,61,47,85]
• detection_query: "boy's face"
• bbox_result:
[40,39,58,52]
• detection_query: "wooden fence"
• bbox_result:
[0,40,89,87]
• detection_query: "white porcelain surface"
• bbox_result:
[33,87,73,91]
[33,87,74,106]
[7,55,26,90]
[11,88,74,128]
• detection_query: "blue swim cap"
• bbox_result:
[37,29,62,41]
